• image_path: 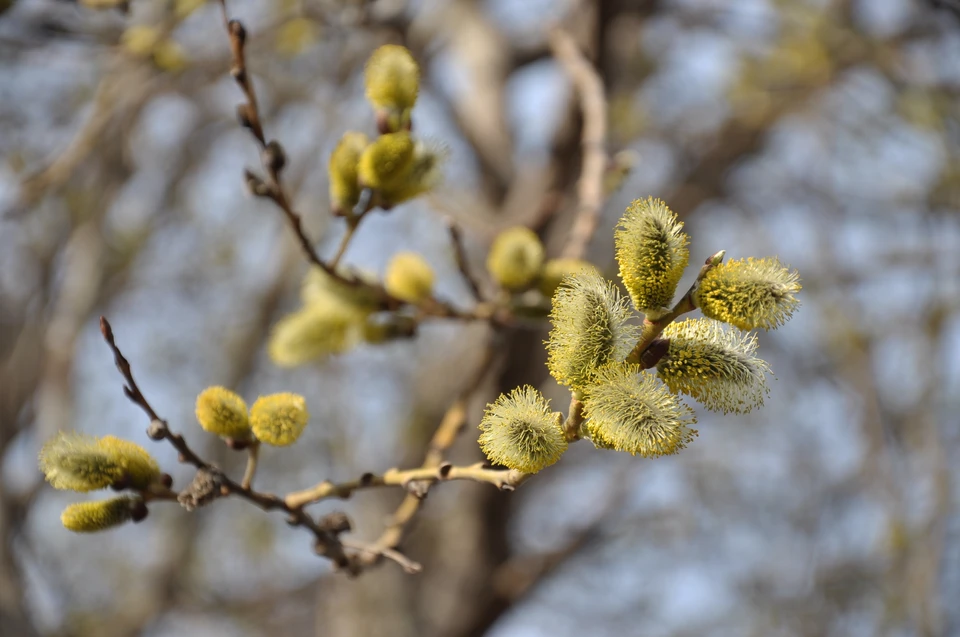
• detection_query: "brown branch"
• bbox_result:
[549,27,608,260]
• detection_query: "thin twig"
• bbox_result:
[241,441,260,490]
[549,26,609,260]
[446,217,485,302]
[100,316,361,572]
[624,250,726,365]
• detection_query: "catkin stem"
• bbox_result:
[625,250,725,366]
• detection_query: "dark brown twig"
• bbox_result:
[446,218,485,302]
[99,315,419,574]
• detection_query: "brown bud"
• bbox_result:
[639,337,671,369]
[130,499,149,523]
[228,20,246,45]
[263,140,286,174]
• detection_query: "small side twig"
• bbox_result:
[446,218,484,303]
[241,441,260,490]
[549,26,609,260]
[625,250,726,365]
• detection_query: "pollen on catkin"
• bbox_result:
[538,258,598,299]
[478,386,567,474]
[268,300,367,367]
[250,393,309,446]
[582,363,697,457]
[379,140,447,205]
[61,496,145,533]
[693,257,801,330]
[546,269,640,389]
[195,386,250,439]
[656,318,771,414]
[365,44,419,131]
[384,252,435,304]
[39,432,160,492]
[486,227,545,291]
[328,131,369,215]
[615,197,690,319]
[358,132,415,191]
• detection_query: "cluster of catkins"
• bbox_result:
[38,390,310,532]
[478,198,801,474]
[269,44,597,368]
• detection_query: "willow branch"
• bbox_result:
[625,250,726,366]
[549,26,608,260]
[446,218,485,302]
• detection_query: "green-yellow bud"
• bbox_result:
[268,300,367,367]
[250,393,309,446]
[300,266,382,312]
[328,131,369,215]
[538,258,598,298]
[656,318,771,414]
[39,432,161,492]
[693,257,801,330]
[365,44,419,130]
[615,197,690,319]
[195,386,251,439]
[384,252,435,304]
[478,386,567,474]
[61,496,146,533]
[379,140,447,206]
[583,363,697,457]
[358,132,415,191]
[546,270,640,389]
[486,227,545,291]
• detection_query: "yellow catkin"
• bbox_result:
[195,386,250,439]
[357,132,415,190]
[583,363,697,457]
[486,227,545,291]
[328,131,369,215]
[365,44,420,129]
[478,386,567,474]
[379,140,446,205]
[615,197,690,319]
[39,432,160,492]
[268,300,367,367]
[546,270,640,389]
[694,257,801,330]
[61,496,141,533]
[657,318,771,414]
[384,252,435,304]
[250,393,310,446]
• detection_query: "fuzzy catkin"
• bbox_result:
[615,198,689,318]
[39,432,160,492]
[583,363,697,457]
[478,386,567,474]
[546,270,640,389]
[250,393,310,446]
[656,318,771,413]
[61,496,142,533]
[694,257,801,330]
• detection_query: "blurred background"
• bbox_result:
[2,0,960,635]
